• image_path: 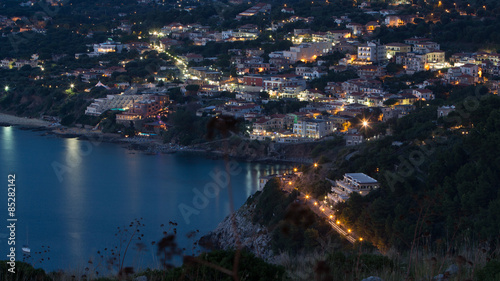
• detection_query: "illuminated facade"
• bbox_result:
[385,43,411,59]
[357,41,386,62]
[328,173,379,204]
[283,42,332,63]
[93,41,124,54]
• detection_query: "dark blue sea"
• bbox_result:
[0,126,289,273]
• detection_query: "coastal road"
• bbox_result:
[297,192,358,244]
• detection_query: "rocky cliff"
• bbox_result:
[199,196,274,261]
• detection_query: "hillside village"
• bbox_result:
[2,0,499,148]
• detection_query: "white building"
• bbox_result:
[93,40,124,54]
[293,118,334,139]
[396,52,427,74]
[328,173,379,204]
[295,66,327,79]
[345,133,364,146]
[263,74,306,92]
[412,42,440,54]
[412,89,434,100]
[283,42,332,63]
[437,105,456,118]
[357,41,386,62]
[85,94,146,116]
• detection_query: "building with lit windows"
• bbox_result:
[93,40,124,54]
[385,43,411,59]
[357,41,386,62]
[328,173,379,204]
[293,118,334,139]
[283,42,332,63]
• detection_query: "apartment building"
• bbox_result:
[357,41,386,62]
[283,42,332,63]
[328,173,379,204]
[293,118,334,138]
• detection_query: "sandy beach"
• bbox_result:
[0,113,53,127]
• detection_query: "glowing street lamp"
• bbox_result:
[305,195,310,199]
[336,220,340,225]
[314,163,318,168]
[329,215,333,219]
[70,84,75,89]
[359,237,363,241]
[362,119,369,127]
[347,229,352,233]
[4,86,9,92]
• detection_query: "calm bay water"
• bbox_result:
[0,127,289,273]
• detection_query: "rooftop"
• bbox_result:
[345,173,378,184]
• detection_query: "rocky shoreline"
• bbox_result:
[0,112,53,128]
[199,197,275,261]
[1,113,313,165]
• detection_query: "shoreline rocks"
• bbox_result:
[199,199,274,261]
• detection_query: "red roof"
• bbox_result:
[307,89,325,94]
[350,92,364,97]
[330,29,351,33]
[414,89,432,93]
[270,114,286,118]
[254,117,269,124]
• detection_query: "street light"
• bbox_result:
[70,84,75,89]
[314,163,318,168]
[362,119,369,127]
[336,220,340,225]
[359,237,363,241]
[4,86,9,92]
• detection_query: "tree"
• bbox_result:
[185,84,200,92]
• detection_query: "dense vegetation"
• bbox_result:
[0,250,285,281]
[250,178,350,255]
[161,250,286,281]
[321,89,500,252]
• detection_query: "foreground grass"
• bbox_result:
[2,246,500,281]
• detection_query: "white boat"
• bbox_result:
[22,227,31,254]
[22,245,31,254]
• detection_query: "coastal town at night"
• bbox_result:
[1,0,500,280]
